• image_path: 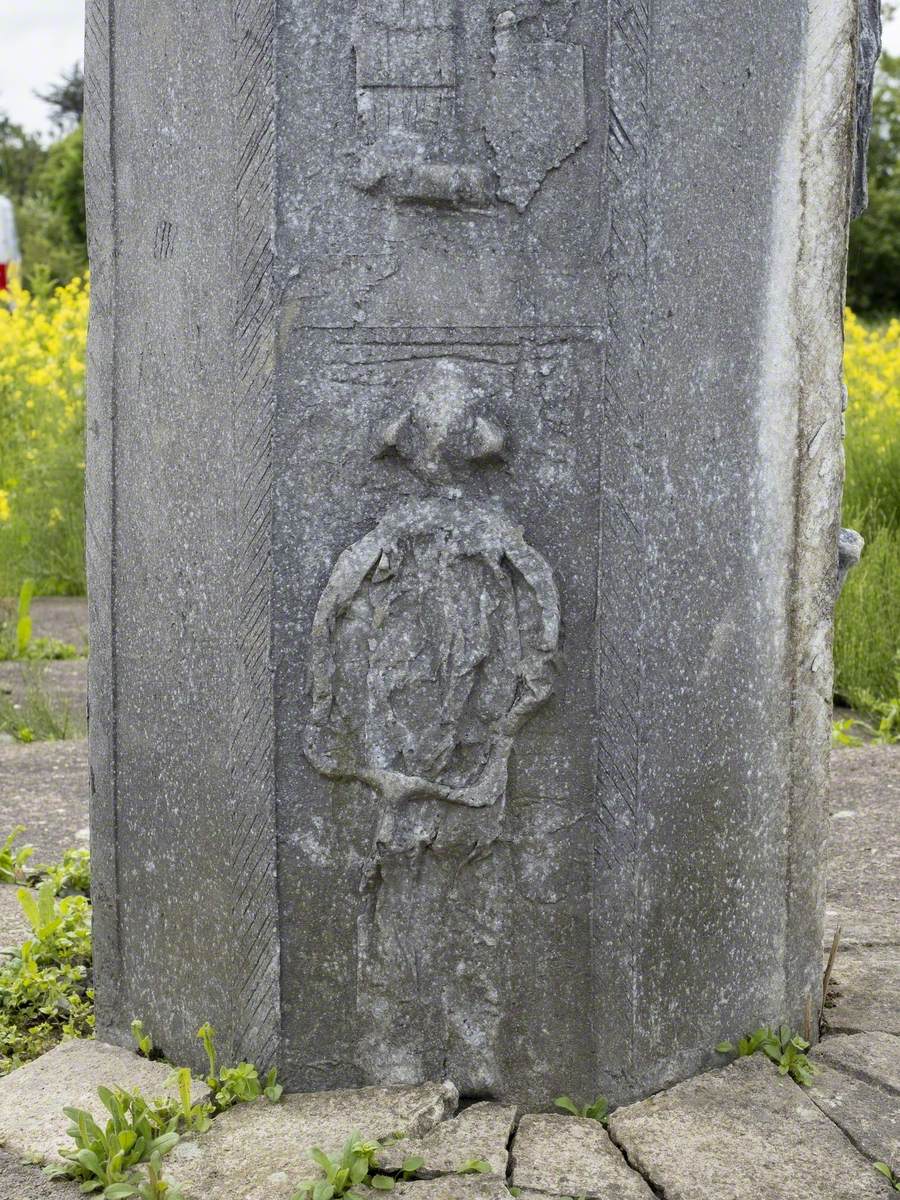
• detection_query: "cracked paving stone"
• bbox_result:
[824,945,900,1037]
[0,1040,209,1166]
[807,1033,900,1164]
[509,1113,653,1199]
[379,1101,517,1179]
[607,1054,887,1199]
[361,1181,513,1199]
[164,1080,458,1200]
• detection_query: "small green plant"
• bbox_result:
[166,1066,213,1134]
[832,718,864,747]
[16,579,34,657]
[458,1159,492,1174]
[292,1133,396,1199]
[716,1025,816,1087]
[131,1019,154,1059]
[41,846,91,896]
[196,1023,283,1109]
[875,1162,900,1191]
[119,1149,186,1200]
[398,1156,424,1180]
[0,873,93,1074]
[43,1086,180,1193]
[0,825,34,883]
[554,1094,610,1125]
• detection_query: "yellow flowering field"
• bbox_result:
[835,310,900,705]
[0,276,87,595]
[0,281,896,705]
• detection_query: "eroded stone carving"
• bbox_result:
[304,361,559,809]
[486,5,587,211]
[351,0,587,210]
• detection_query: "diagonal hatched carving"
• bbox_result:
[596,0,651,1067]
[229,0,280,1070]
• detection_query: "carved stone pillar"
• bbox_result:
[86,0,862,1104]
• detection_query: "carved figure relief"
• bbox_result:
[351,0,587,210]
[304,361,559,810]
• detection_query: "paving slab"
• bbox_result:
[165,1080,459,1200]
[0,1148,82,1200]
[807,1060,900,1165]
[826,746,900,950]
[814,1033,900,1093]
[607,1054,886,1200]
[0,741,88,865]
[0,884,30,951]
[509,1114,653,1199]
[380,1102,517,1179]
[0,1039,208,1165]
[361,1181,513,1200]
[806,1034,900,1166]
[824,945,900,1037]
[27,600,88,653]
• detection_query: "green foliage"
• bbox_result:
[292,1134,396,1200]
[40,846,91,897]
[116,1149,186,1200]
[35,64,84,136]
[0,825,34,884]
[37,125,86,249]
[43,1086,180,1195]
[15,193,88,295]
[165,1066,212,1134]
[848,53,900,316]
[0,115,45,205]
[131,1019,155,1060]
[553,1094,610,1125]
[0,878,93,1074]
[836,529,900,713]
[715,1025,816,1087]
[196,1022,283,1109]
[458,1159,492,1175]
[16,578,33,655]
[875,1162,900,1191]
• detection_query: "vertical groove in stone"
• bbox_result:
[229,0,280,1069]
[596,0,652,1075]
[784,0,858,1029]
[84,0,123,1037]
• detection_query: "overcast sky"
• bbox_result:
[1,1,899,135]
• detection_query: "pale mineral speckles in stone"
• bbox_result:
[87,0,865,1105]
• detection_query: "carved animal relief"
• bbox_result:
[304,362,560,809]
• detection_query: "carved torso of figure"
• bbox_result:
[304,361,559,814]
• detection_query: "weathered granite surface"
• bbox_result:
[379,1101,517,1179]
[165,1081,458,1200]
[816,1032,900,1092]
[0,1149,82,1200]
[0,1040,208,1165]
[809,1032,900,1165]
[852,0,883,218]
[608,1055,887,1200]
[86,0,860,1103]
[510,1114,653,1199]
[826,947,900,1038]
[366,1183,512,1200]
